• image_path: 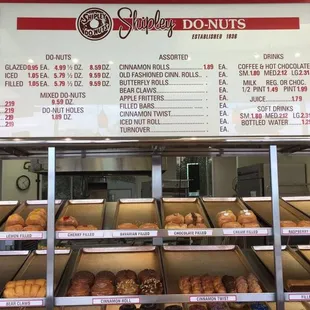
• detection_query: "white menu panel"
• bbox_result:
[0,3,310,137]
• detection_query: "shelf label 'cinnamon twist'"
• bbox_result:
[190,295,237,302]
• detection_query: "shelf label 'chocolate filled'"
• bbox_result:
[167,229,213,236]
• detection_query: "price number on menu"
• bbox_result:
[27,65,39,70]
[4,101,15,107]
[292,96,303,102]
[54,72,66,79]
[54,81,66,87]
[52,114,62,120]
[89,80,110,87]
[203,64,214,70]
[89,64,110,70]
[54,65,67,71]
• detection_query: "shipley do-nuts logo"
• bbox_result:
[77,7,113,41]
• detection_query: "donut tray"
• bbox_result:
[160,198,211,228]
[161,245,268,294]
[113,199,162,229]
[0,201,19,227]
[201,197,259,228]
[0,200,63,237]
[56,199,106,230]
[58,246,166,300]
[281,196,310,218]
[241,197,310,226]
[0,251,30,294]
[12,250,71,291]
[296,245,310,265]
[0,250,71,308]
[252,246,310,291]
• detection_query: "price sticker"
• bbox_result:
[167,229,213,237]
[223,228,268,236]
[190,295,237,302]
[0,299,44,307]
[288,294,310,301]
[112,231,158,238]
[0,232,44,240]
[282,228,310,235]
[57,230,104,239]
[93,297,140,305]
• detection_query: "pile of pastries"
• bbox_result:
[56,216,98,231]
[67,269,163,296]
[179,273,262,294]
[4,208,47,231]
[165,212,207,229]
[117,223,159,229]
[216,210,259,228]
[3,279,46,298]
[280,220,310,227]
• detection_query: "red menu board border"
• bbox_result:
[0,0,309,3]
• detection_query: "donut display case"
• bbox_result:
[1,0,310,309]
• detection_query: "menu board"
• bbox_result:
[0,3,310,138]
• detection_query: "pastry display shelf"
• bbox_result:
[55,227,273,239]
[3,224,310,241]
[55,293,275,306]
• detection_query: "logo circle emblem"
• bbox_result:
[77,8,113,41]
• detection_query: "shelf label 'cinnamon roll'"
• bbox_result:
[93,297,140,305]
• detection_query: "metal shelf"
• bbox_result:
[55,293,276,306]
[2,226,310,241]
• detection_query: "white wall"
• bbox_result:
[1,160,37,201]
[212,157,237,197]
